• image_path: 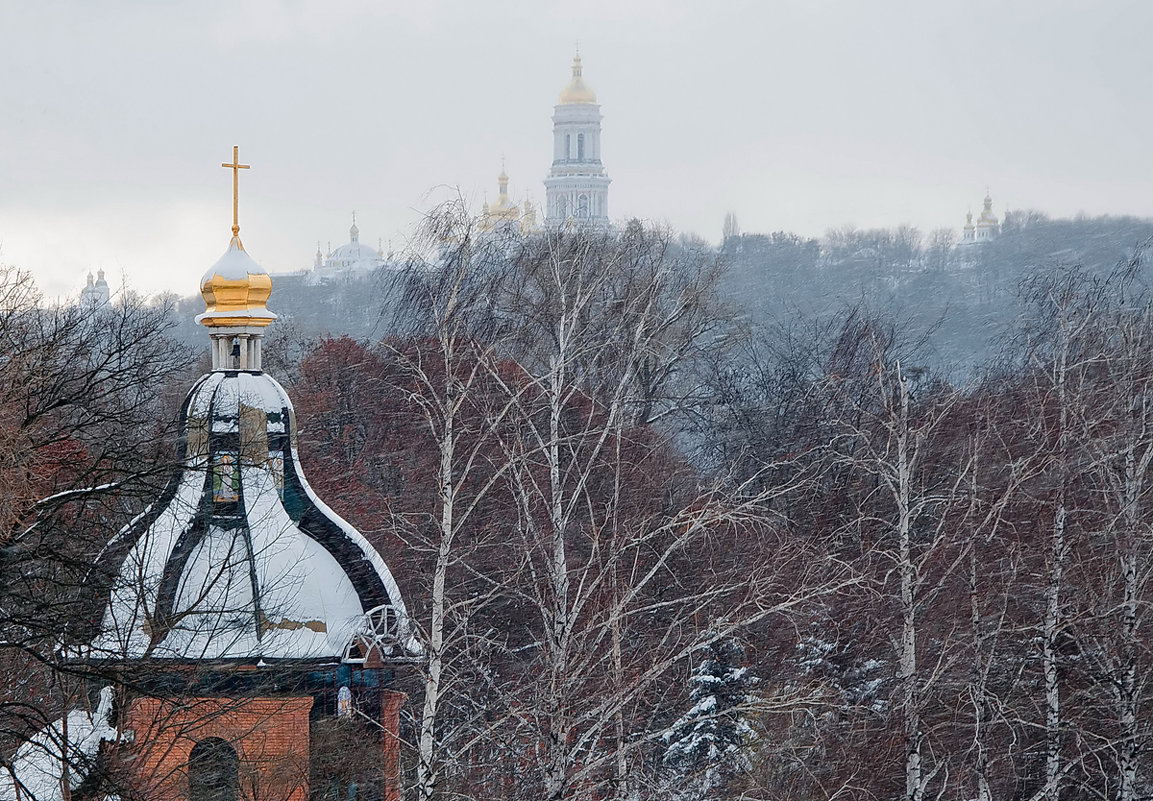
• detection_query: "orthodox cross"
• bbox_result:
[222,146,250,239]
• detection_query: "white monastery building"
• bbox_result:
[961,192,1000,245]
[544,53,611,227]
[79,268,111,305]
[310,212,388,282]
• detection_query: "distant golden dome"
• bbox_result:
[196,236,277,329]
[559,54,597,105]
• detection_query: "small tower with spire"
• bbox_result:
[962,210,976,244]
[196,146,275,371]
[480,162,528,234]
[83,146,418,801]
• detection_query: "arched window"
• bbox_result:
[577,194,589,219]
[577,133,585,161]
[190,738,239,801]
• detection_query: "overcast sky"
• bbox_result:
[2,0,1152,299]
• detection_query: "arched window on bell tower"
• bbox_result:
[578,194,589,218]
[190,738,239,801]
[577,132,585,161]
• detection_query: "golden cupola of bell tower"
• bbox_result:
[195,146,278,370]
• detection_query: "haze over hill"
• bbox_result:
[159,211,1153,378]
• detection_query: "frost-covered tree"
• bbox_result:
[662,637,757,798]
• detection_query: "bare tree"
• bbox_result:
[1012,267,1109,801]
[455,224,858,801]
[390,205,527,801]
[0,269,195,800]
[1059,260,1153,801]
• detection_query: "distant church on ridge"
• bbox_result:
[961,191,1000,244]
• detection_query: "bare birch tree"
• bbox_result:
[826,323,966,801]
[390,206,529,801]
[459,224,857,801]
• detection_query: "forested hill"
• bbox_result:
[720,211,1153,371]
[167,212,1153,371]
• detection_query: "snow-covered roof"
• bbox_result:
[325,241,383,271]
[86,370,417,663]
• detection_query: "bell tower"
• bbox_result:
[544,52,611,227]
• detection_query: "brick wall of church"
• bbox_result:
[120,696,313,801]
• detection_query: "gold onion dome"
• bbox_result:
[559,54,597,104]
[196,235,276,328]
[197,146,277,329]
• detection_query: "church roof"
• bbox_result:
[197,238,277,327]
[89,369,415,663]
[0,688,117,801]
[327,240,383,269]
[319,213,385,273]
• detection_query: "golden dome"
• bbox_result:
[559,54,597,105]
[196,236,277,329]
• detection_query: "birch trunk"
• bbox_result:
[416,410,455,801]
[893,363,922,801]
[544,308,573,801]
[1042,309,1071,801]
[1115,403,1141,801]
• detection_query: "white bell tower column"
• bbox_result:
[544,53,611,228]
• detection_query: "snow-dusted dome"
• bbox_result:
[197,238,276,328]
[88,370,415,663]
[327,241,383,270]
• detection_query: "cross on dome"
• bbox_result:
[221,145,251,247]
